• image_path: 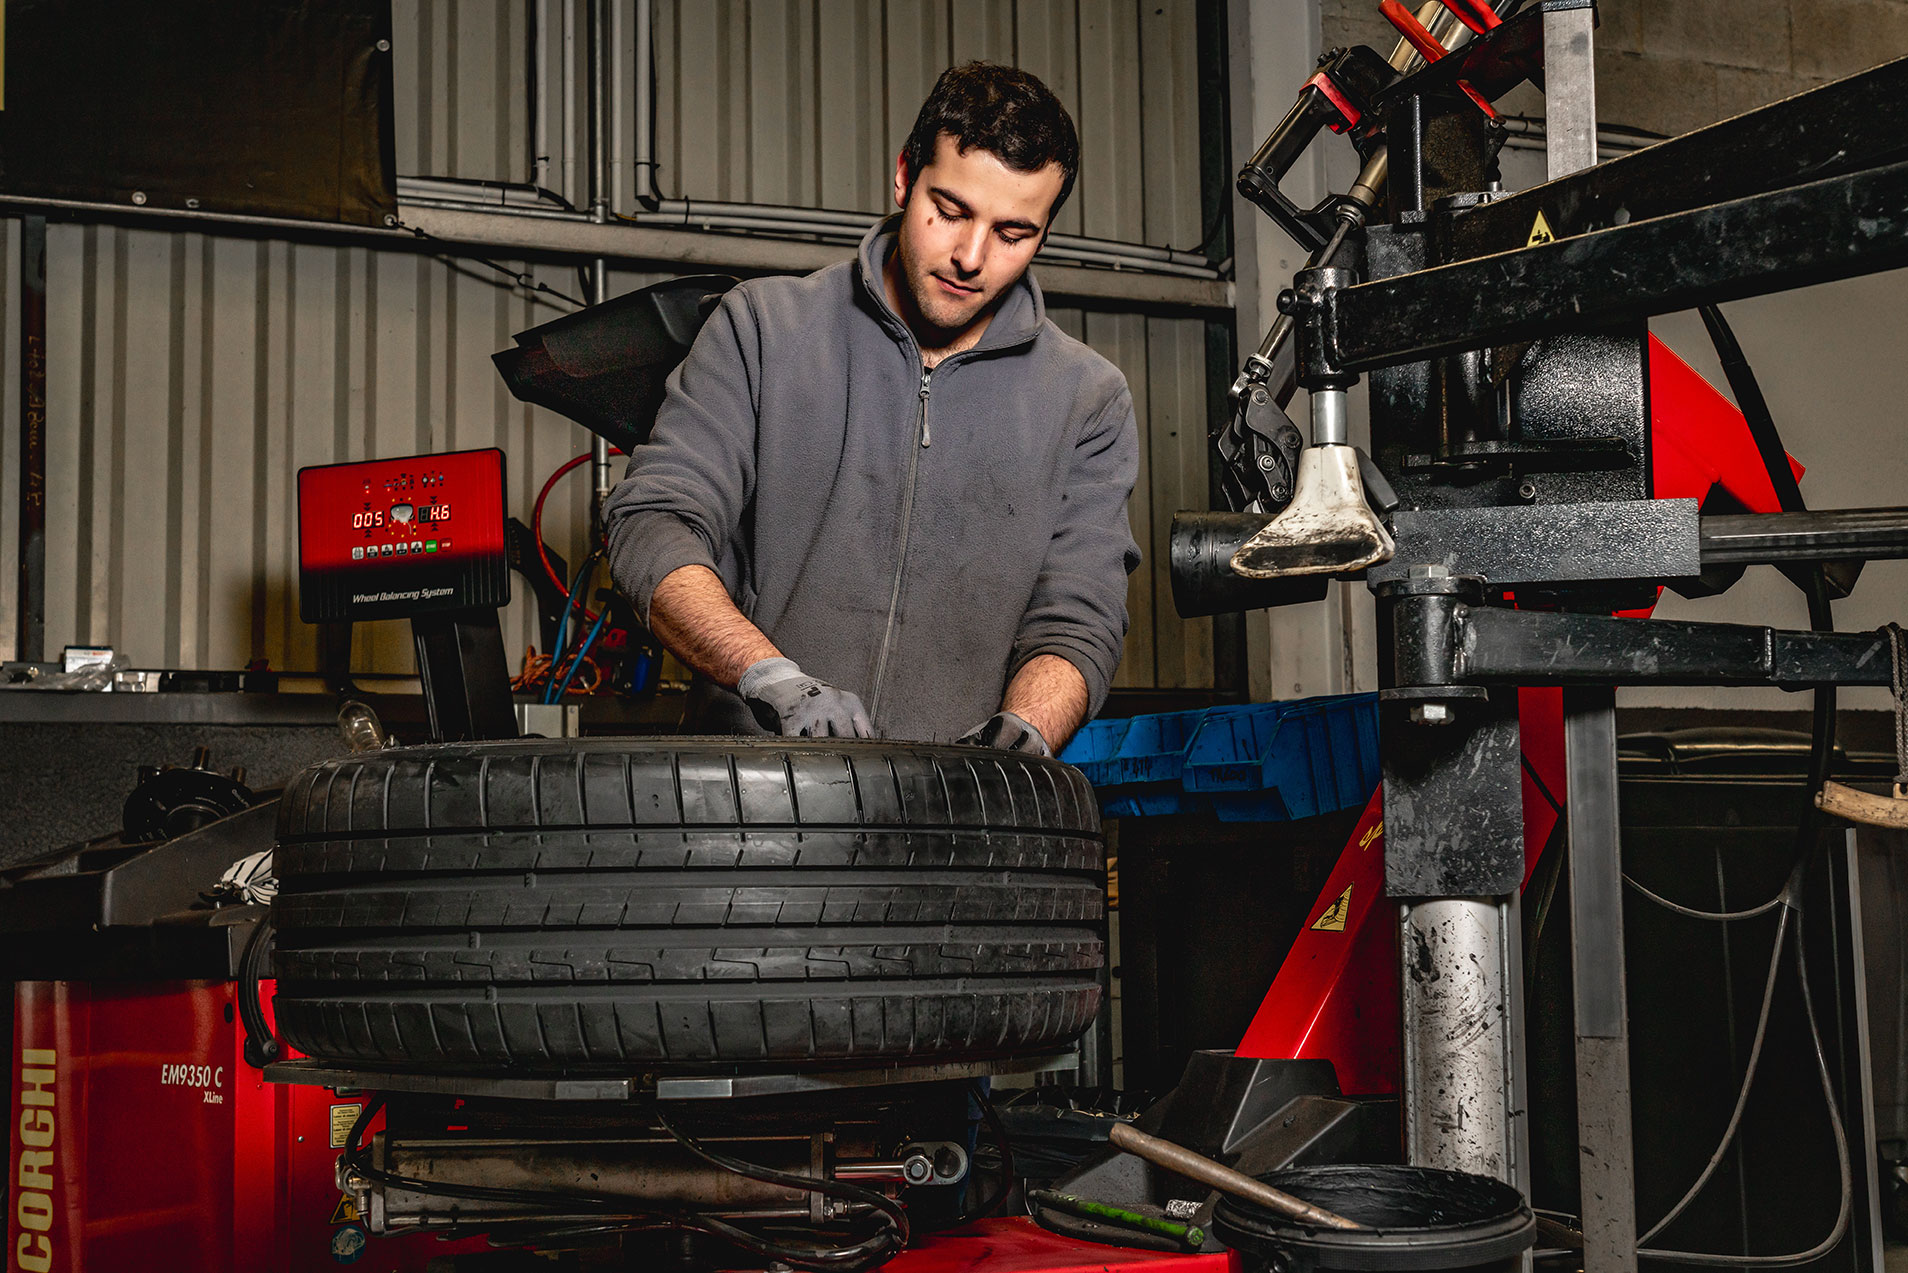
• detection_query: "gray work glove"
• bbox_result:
[738,657,874,738]
[956,711,1051,757]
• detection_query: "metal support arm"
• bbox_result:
[1392,595,1893,690]
[1295,158,1908,381]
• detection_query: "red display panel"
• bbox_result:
[297,448,509,623]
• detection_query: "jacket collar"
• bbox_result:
[854,214,1045,357]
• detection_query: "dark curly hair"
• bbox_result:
[900,62,1080,225]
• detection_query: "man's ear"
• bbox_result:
[892,151,910,211]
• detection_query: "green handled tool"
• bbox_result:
[1028,1188,1205,1248]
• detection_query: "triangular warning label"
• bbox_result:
[1527,210,1557,247]
[330,1194,362,1226]
[1310,884,1354,932]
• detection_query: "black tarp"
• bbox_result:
[0,0,398,226]
[494,276,736,452]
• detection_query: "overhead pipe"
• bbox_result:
[588,0,613,527]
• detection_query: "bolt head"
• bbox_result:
[1409,702,1453,726]
[1275,288,1299,316]
[131,191,148,206]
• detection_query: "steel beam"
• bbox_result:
[1449,56,1908,259]
[1321,158,1908,373]
[0,194,1233,314]
[15,216,46,662]
[1699,508,1908,566]
[1564,688,1638,1273]
[1446,605,1894,688]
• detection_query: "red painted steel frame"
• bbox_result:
[887,1219,1236,1272]
[7,980,488,1273]
[1234,335,1797,1094]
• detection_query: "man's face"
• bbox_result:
[889,132,1064,336]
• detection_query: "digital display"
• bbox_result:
[297,449,509,623]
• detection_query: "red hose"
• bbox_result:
[533,449,624,626]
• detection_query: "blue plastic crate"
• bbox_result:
[1060,707,1212,817]
[1057,715,1136,788]
[1182,693,1380,823]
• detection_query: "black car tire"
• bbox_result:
[270,738,1106,1071]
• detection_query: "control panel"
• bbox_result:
[297,449,509,623]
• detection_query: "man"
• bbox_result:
[605,62,1140,755]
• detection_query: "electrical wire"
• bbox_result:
[915,1079,1018,1236]
[543,551,601,704]
[550,604,612,703]
[1636,892,1853,1266]
[237,913,280,1068]
[532,450,623,622]
[1618,306,1851,1266]
[395,221,588,310]
[1635,897,1793,1245]
[653,1107,909,1271]
[1621,874,1786,923]
[968,1080,1016,1220]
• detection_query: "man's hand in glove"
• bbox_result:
[738,657,874,738]
[956,710,1052,757]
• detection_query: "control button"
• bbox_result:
[425,541,437,553]
[396,542,408,556]
[381,543,394,557]
[351,547,365,561]
[411,541,423,554]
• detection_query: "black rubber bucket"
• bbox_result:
[1211,1164,1536,1273]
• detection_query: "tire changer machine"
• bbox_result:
[11,5,1908,1272]
[1062,5,1908,1273]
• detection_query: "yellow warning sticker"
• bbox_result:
[329,1102,364,1149]
[329,1193,362,1226]
[1310,884,1355,932]
[1357,820,1384,851]
[1527,210,1557,247]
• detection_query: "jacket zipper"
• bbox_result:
[868,364,934,718]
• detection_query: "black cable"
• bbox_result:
[238,915,280,1068]
[1699,306,1802,512]
[393,221,588,309]
[653,1107,908,1271]
[1636,887,1853,1266]
[1622,310,1848,1265]
[967,1080,1016,1220]
[905,1079,1018,1237]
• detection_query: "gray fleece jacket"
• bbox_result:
[604,218,1142,743]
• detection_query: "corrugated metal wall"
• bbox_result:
[2,0,1217,693]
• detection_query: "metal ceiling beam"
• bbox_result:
[0,195,1234,315]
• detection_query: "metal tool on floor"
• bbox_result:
[1026,1190,1206,1249]
[1105,1123,1363,1231]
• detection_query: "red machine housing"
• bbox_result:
[6,980,489,1273]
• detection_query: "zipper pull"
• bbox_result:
[919,368,933,447]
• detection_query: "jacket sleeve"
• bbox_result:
[604,288,761,624]
[1010,383,1143,718]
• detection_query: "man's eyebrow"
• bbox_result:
[927,185,1042,234]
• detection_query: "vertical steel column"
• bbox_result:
[16,216,46,662]
[1543,1,1599,179]
[1545,8,1635,1269]
[587,0,612,536]
[1565,687,1638,1273]
[1401,896,1528,1184]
